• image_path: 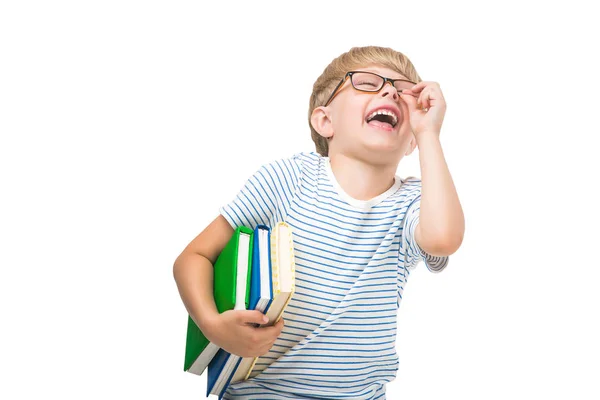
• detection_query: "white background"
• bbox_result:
[1,1,599,399]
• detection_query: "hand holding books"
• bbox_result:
[182,223,296,399]
[203,309,284,358]
[230,222,295,384]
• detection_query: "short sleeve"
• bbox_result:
[401,195,449,273]
[219,155,302,230]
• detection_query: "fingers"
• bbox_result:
[401,88,432,111]
[274,317,284,334]
[408,81,427,93]
[418,88,431,110]
[248,318,284,356]
[402,82,442,111]
[256,318,284,348]
[400,90,420,110]
[400,89,417,103]
[262,318,284,337]
[407,81,438,95]
[240,310,269,326]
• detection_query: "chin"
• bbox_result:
[354,143,402,166]
[362,131,404,152]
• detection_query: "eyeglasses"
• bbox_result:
[323,71,417,107]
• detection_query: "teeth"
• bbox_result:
[367,109,398,126]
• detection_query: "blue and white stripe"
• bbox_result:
[219,152,449,399]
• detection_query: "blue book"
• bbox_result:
[206,348,243,399]
[207,225,273,397]
[248,225,274,314]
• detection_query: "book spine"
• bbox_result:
[271,223,281,296]
[244,222,297,380]
[244,223,282,380]
[274,222,295,324]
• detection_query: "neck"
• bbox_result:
[329,153,398,201]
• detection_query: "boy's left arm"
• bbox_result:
[401,82,465,257]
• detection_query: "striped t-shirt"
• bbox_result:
[219,151,449,400]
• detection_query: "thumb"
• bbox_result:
[242,310,269,325]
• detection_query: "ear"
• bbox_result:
[310,106,334,140]
[405,137,417,156]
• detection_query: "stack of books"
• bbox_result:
[182,222,296,399]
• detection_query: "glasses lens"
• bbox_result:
[394,80,415,92]
[351,72,383,92]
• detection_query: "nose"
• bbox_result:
[380,81,398,101]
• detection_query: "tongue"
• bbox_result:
[368,120,394,130]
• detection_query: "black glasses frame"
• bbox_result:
[323,71,417,107]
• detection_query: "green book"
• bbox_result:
[183,226,254,375]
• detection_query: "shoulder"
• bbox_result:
[290,151,323,171]
[396,176,422,203]
[251,151,321,190]
[260,151,320,171]
[275,151,324,182]
[401,175,422,188]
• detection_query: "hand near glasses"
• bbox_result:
[400,81,446,138]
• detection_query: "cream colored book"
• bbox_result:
[230,221,296,384]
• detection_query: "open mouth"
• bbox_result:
[366,109,399,129]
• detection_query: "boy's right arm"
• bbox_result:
[173,215,283,358]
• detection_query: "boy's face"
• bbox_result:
[317,65,415,163]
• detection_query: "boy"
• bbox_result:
[173,46,464,399]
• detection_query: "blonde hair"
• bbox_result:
[309,46,422,156]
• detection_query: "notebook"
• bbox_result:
[207,225,273,397]
[243,222,296,381]
[183,226,254,376]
